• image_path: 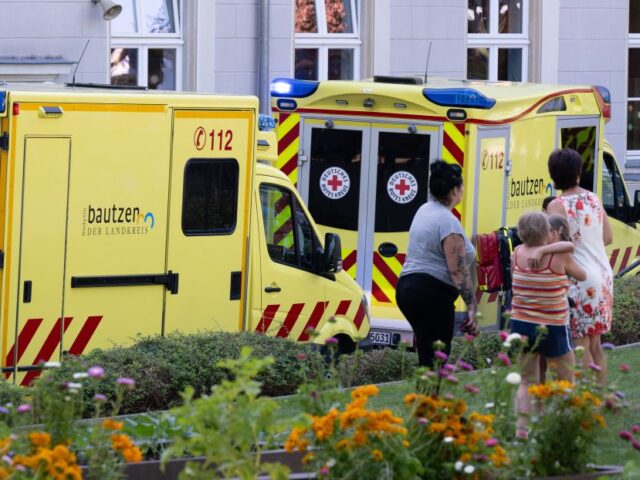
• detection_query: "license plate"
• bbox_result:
[369,331,391,345]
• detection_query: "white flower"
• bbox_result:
[506,372,522,385]
[72,372,88,379]
[327,458,336,467]
[43,361,61,368]
[464,465,475,474]
[443,436,454,443]
[67,382,82,390]
[506,333,522,343]
[575,346,585,352]
[485,402,495,409]
[455,461,464,471]
[503,341,512,348]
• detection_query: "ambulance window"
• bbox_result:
[560,126,597,192]
[260,184,318,271]
[308,128,362,231]
[602,152,629,220]
[182,159,238,235]
[375,132,430,232]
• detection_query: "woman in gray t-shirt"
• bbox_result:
[396,160,477,367]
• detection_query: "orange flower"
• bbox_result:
[371,449,383,462]
[28,432,51,448]
[103,419,124,431]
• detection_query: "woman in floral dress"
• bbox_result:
[547,148,613,383]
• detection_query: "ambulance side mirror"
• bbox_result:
[322,233,343,274]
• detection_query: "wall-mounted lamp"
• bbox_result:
[92,0,122,20]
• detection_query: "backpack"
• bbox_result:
[476,227,522,293]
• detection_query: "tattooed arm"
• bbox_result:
[443,234,477,329]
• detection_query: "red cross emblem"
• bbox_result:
[394,179,410,196]
[327,175,343,191]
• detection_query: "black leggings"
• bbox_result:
[396,273,459,367]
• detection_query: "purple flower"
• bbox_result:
[442,363,456,373]
[464,384,480,394]
[632,425,640,434]
[325,337,338,345]
[601,342,615,350]
[633,440,640,451]
[457,360,474,371]
[445,375,459,384]
[619,364,631,373]
[16,404,31,414]
[116,377,135,389]
[418,417,428,425]
[473,454,489,462]
[485,438,499,447]
[319,466,330,475]
[94,394,107,402]
[614,391,626,399]
[588,363,602,372]
[88,366,105,379]
[499,330,509,341]
[497,352,512,366]
[0,407,8,415]
[620,430,634,441]
[434,351,448,361]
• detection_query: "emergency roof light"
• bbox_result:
[593,85,611,121]
[423,88,496,109]
[0,91,5,114]
[258,114,276,131]
[270,78,319,98]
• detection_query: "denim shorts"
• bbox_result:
[510,319,573,358]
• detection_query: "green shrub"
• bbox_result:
[450,331,503,369]
[0,380,26,406]
[337,348,418,387]
[50,332,312,416]
[605,276,640,346]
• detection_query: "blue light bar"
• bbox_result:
[594,85,611,103]
[258,114,276,131]
[270,78,319,98]
[0,91,5,114]
[423,88,496,109]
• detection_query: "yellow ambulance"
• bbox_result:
[270,76,639,346]
[0,84,368,384]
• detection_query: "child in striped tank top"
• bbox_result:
[510,212,586,439]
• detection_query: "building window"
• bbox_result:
[110,0,182,90]
[628,1,640,155]
[467,0,528,82]
[294,0,361,81]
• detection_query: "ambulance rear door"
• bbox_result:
[164,109,255,334]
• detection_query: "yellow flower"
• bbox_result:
[352,430,367,446]
[336,439,349,451]
[402,440,410,448]
[302,452,315,464]
[312,409,338,441]
[490,445,510,467]
[103,419,124,431]
[29,432,51,448]
[528,384,552,399]
[285,427,309,453]
[122,446,143,463]
[352,385,379,400]
[371,449,384,462]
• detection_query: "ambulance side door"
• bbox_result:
[252,180,327,340]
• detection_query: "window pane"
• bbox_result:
[260,185,298,266]
[295,0,318,33]
[629,49,640,97]
[182,159,238,235]
[375,132,430,233]
[325,0,354,33]
[295,48,319,80]
[328,49,354,79]
[293,200,316,270]
[467,48,489,79]
[142,0,175,33]
[561,126,597,192]
[110,48,139,86]
[308,128,362,231]
[468,0,490,34]
[498,48,522,81]
[111,0,138,33]
[628,101,640,150]
[498,0,523,34]
[148,48,176,89]
[631,0,640,33]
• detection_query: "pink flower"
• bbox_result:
[497,352,511,366]
[464,333,476,342]
[325,337,338,345]
[485,438,499,447]
[434,351,448,361]
[295,353,307,361]
[88,366,105,379]
[445,375,459,384]
[116,377,135,389]
[418,417,428,425]
[319,466,330,475]
[619,364,631,373]
[442,363,456,373]
[632,425,640,434]
[16,404,31,414]
[619,430,633,441]
[457,360,474,371]
[633,440,640,451]
[94,394,107,402]
[588,363,602,372]
[464,384,480,394]
[499,331,509,341]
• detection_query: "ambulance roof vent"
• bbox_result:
[423,88,496,109]
[373,75,423,85]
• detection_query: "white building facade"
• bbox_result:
[0,0,637,178]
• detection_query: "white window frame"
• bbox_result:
[294,0,362,81]
[627,34,640,160]
[466,0,529,82]
[110,0,183,90]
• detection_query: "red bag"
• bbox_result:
[475,232,504,293]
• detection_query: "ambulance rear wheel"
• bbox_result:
[336,334,356,355]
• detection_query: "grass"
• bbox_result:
[276,345,640,467]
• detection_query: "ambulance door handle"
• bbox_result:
[265,284,282,293]
[23,281,32,303]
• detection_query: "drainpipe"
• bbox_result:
[258,0,270,114]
